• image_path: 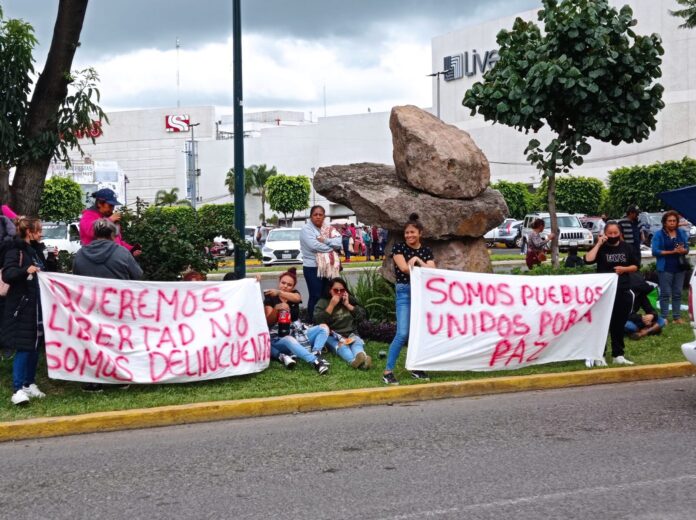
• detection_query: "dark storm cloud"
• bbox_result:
[3,0,540,59]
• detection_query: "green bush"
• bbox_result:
[39,176,85,223]
[348,268,395,322]
[492,180,534,219]
[607,157,696,216]
[535,176,607,215]
[197,203,235,241]
[122,206,215,281]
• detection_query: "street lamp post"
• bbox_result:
[232,0,246,279]
[124,175,130,207]
[426,68,452,119]
[310,167,316,206]
[188,122,200,209]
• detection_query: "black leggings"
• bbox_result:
[609,289,634,358]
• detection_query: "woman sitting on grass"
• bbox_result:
[263,268,330,375]
[313,278,371,369]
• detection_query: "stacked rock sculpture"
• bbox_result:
[314,104,508,281]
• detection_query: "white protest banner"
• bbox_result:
[406,268,618,372]
[38,272,270,383]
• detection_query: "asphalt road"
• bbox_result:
[4,378,696,519]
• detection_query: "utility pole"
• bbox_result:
[176,38,181,108]
[426,68,452,119]
[188,122,200,209]
[233,0,246,279]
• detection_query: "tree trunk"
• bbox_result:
[0,166,10,206]
[547,172,559,268]
[11,0,89,216]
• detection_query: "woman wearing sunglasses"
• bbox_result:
[313,278,371,369]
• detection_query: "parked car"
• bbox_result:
[261,227,303,266]
[644,212,663,245]
[497,219,523,248]
[483,218,518,248]
[42,222,81,255]
[520,213,593,253]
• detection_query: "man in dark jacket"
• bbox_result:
[73,218,142,392]
[618,205,643,265]
[73,219,143,280]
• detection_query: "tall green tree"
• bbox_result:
[38,175,84,222]
[535,176,607,215]
[154,187,191,207]
[265,175,311,225]
[0,1,107,216]
[671,0,696,28]
[463,0,664,265]
[225,163,277,223]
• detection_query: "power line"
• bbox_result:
[488,137,695,167]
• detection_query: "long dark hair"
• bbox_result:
[322,277,350,299]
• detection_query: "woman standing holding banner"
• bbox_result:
[585,221,639,366]
[1,218,58,405]
[382,214,436,385]
[651,210,690,324]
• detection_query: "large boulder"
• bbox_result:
[390,105,490,199]
[314,163,507,240]
[379,236,492,283]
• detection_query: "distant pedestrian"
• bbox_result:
[353,223,365,258]
[563,244,585,268]
[371,225,381,260]
[378,227,388,257]
[300,205,342,320]
[651,210,690,324]
[341,224,352,262]
[382,213,435,385]
[79,188,142,257]
[363,226,373,261]
[525,218,555,270]
[1,218,59,405]
[618,205,643,264]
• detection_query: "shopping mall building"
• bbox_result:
[70,0,693,225]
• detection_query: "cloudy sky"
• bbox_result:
[3,0,539,118]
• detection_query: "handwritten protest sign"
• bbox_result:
[406,268,617,372]
[38,272,270,384]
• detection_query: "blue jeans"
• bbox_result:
[306,324,329,354]
[303,266,328,322]
[271,335,316,365]
[386,283,410,372]
[13,350,39,391]
[657,270,685,319]
[342,237,351,260]
[326,334,365,364]
[625,316,666,333]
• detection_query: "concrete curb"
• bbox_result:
[1,362,694,443]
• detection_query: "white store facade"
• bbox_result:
[73,0,692,225]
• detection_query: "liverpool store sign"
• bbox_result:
[443,49,499,81]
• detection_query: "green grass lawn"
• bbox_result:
[0,323,692,422]
[214,261,383,275]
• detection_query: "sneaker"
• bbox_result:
[81,383,104,393]
[613,356,635,366]
[351,351,367,369]
[22,384,46,399]
[361,354,372,370]
[585,358,607,368]
[11,389,30,405]
[411,370,430,381]
[313,352,330,365]
[115,384,131,390]
[279,353,297,369]
[382,372,399,385]
[314,359,329,375]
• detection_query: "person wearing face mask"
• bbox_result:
[585,221,640,365]
[382,213,436,385]
[1,218,59,405]
[651,210,690,324]
[300,205,343,320]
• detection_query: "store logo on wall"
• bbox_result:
[74,120,103,139]
[443,50,499,81]
[165,114,190,132]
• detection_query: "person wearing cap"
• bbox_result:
[618,205,643,265]
[79,188,140,256]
